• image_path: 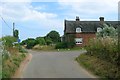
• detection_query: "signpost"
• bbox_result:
[18,39,21,43]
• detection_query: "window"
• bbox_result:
[97,27,102,32]
[76,28,81,33]
[75,38,83,44]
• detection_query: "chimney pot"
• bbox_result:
[99,17,104,21]
[76,16,80,21]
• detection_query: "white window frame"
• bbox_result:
[97,27,102,32]
[76,27,81,33]
[75,38,83,44]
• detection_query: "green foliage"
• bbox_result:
[21,30,61,48]
[17,45,27,53]
[46,30,61,43]
[90,23,119,65]
[2,53,26,78]
[86,37,118,65]
[13,29,19,38]
[96,23,118,38]
[21,38,37,49]
[55,42,67,49]
[25,38,37,49]
[85,36,119,78]
[2,50,10,60]
[20,40,27,45]
[44,37,53,45]
[1,36,27,78]
[76,54,119,79]
[2,36,16,47]
[36,37,46,45]
[55,42,75,49]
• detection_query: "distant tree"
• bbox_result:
[13,29,19,39]
[36,37,46,45]
[21,38,37,49]
[44,37,53,45]
[20,40,27,45]
[46,30,61,44]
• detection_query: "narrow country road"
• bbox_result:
[21,50,95,78]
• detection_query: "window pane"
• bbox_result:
[76,28,81,32]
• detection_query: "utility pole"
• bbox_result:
[13,22,15,37]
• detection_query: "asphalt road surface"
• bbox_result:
[21,50,96,78]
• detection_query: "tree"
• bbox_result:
[96,23,118,38]
[21,38,37,49]
[44,37,52,45]
[13,29,19,39]
[46,30,61,44]
[36,37,46,45]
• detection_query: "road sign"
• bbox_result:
[18,39,21,43]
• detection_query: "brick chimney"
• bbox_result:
[76,16,80,21]
[99,17,104,22]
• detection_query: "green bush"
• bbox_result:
[96,23,118,38]
[26,38,37,49]
[18,45,27,53]
[44,37,53,45]
[55,42,75,49]
[2,36,17,47]
[36,37,46,45]
[76,54,119,79]
[86,37,118,65]
[20,38,37,49]
[55,42,67,49]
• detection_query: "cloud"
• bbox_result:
[1,2,62,28]
[58,0,119,20]
[1,1,64,39]
[1,0,119,39]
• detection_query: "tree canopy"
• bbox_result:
[96,23,118,38]
[36,37,46,45]
[46,30,61,44]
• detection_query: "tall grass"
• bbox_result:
[1,36,27,78]
[2,49,26,78]
[85,37,119,78]
[86,37,118,65]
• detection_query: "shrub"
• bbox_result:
[2,36,16,48]
[55,42,67,49]
[76,54,119,79]
[25,38,37,49]
[55,42,75,49]
[36,37,46,45]
[96,23,118,38]
[44,37,53,45]
[16,45,27,53]
[86,37,118,65]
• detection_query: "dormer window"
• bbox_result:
[97,27,102,32]
[76,27,81,33]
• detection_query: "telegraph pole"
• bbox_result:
[13,22,15,37]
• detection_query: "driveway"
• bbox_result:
[21,50,95,78]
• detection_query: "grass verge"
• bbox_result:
[33,45,84,52]
[76,54,119,80]
[2,52,27,78]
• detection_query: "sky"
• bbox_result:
[0,0,119,41]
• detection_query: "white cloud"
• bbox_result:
[58,0,119,20]
[1,2,61,28]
